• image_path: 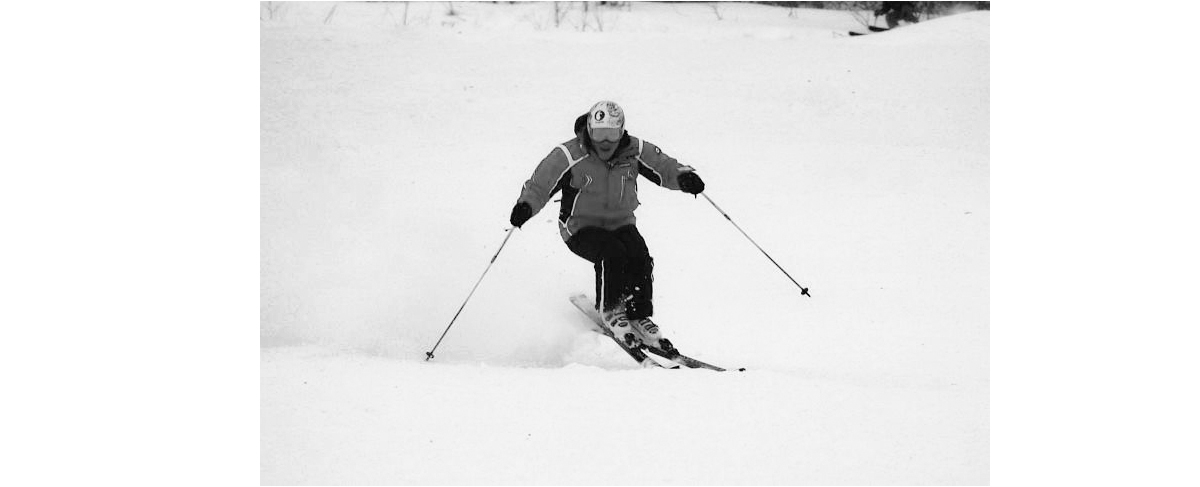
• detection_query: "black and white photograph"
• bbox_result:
[261,1,988,484]
[11,0,1200,486]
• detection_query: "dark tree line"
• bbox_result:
[752,2,990,13]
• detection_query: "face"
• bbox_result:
[590,127,623,161]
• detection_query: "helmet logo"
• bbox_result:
[594,110,605,122]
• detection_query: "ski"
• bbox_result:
[569,294,742,372]
[569,294,676,369]
[849,26,890,36]
[643,346,743,372]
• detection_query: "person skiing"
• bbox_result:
[509,101,705,353]
[874,1,919,29]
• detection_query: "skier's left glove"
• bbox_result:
[678,171,705,195]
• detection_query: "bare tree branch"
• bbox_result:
[323,4,339,25]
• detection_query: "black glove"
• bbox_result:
[509,202,533,228]
[678,171,705,195]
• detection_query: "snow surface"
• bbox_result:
[261,2,988,484]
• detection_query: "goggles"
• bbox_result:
[590,127,623,143]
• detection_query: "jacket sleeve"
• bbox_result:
[516,147,570,215]
[635,139,695,191]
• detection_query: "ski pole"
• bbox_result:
[701,193,811,298]
[425,226,517,361]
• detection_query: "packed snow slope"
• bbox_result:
[262,2,988,484]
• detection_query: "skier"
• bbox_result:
[509,101,705,353]
[874,1,919,29]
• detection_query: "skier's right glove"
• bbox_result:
[509,202,533,228]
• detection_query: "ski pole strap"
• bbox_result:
[701,193,811,298]
[426,226,517,361]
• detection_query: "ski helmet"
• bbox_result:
[586,100,625,142]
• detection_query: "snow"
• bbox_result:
[261,2,988,484]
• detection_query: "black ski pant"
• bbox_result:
[566,225,654,319]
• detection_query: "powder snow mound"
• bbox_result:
[853,11,989,45]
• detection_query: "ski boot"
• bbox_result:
[601,305,638,348]
[631,317,676,356]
